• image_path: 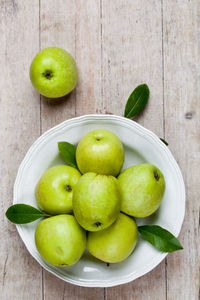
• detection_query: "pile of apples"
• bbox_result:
[35,130,165,267]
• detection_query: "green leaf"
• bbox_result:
[6,204,46,224]
[138,225,183,253]
[58,141,77,168]
[160,138,168,146]
[124,84,150,118]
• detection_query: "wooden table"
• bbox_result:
[0,1,199,299]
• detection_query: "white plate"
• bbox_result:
[14,114,185,287]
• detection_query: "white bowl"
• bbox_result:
[13,114,185,287]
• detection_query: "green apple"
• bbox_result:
[30,47,78,98]
[118,163,165,217]
[73,172,121,231]
[35,214,86,266]
[76,130,124,176]
[87,213,138,263]
[35,165,81,215]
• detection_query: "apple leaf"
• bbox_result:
[160,138,168,146]
[138,225,183,252]
[124,84,150,118]
[58,141,77,168]
[6,204,46,224]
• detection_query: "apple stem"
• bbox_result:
[154,171,160,181]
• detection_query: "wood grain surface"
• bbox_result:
[0,0,199,299]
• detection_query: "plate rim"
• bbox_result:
[13,114,185,287]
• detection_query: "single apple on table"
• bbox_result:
[35,214,86,266]
[35,165,81,215]
[118,163,165,217]
[73,172,121,231]
[87,213,138,263]
[76,129,124,176]
[30,47,78,98]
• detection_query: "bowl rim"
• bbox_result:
[13,114,185,287]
